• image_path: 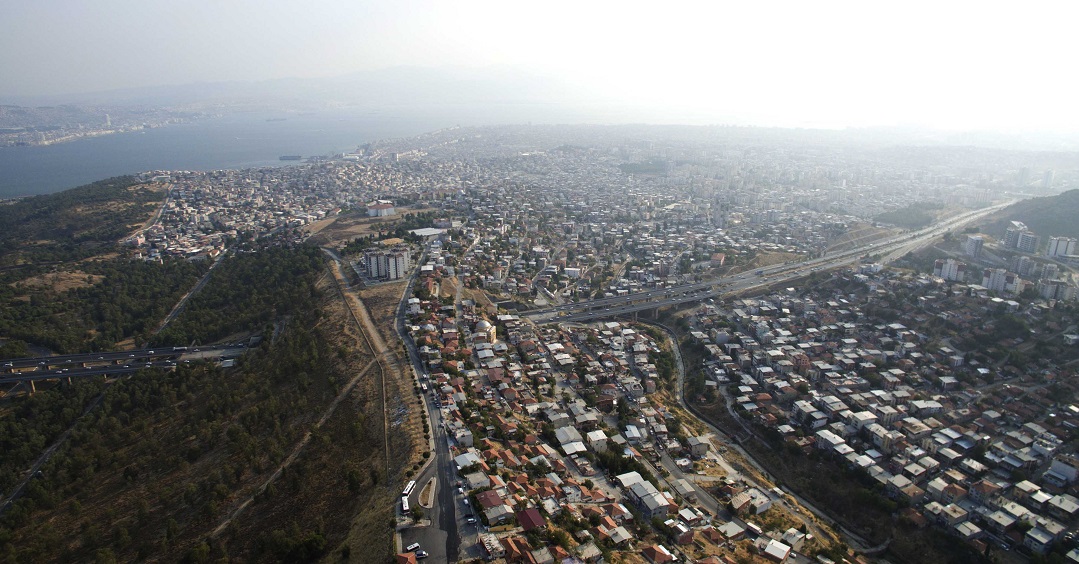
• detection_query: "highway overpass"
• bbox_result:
[525,202,1012,324]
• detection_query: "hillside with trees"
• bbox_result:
[0,250,399,563]
[873,201,943,229]
[0,176,189,356]
[0,176,163,268]
[0,258,208,354]
[151,246,324,347]
[982,189,1079,241]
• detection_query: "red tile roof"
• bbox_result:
[517,507,546,532]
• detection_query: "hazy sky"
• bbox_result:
[3,0,1077,130]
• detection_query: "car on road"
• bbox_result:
[415,550,428,559]
[406,543,421,552]
[465,515,477,524]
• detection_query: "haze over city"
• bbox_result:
[7,2,1079,563]
[3,0,1078,131]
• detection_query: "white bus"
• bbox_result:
[402,480,417,497]
[401,495,410,514]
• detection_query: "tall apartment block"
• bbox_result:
[965,235,984,258]
[1046,236,1077,258]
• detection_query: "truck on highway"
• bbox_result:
[755,270,764,275]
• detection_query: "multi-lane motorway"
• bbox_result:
[0,345,245,383]
[526,202,1013,323]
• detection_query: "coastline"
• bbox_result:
[0,108,428,200]
[0,120,198,149]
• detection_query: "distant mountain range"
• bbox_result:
[5,65,1079,151]
[984,189,1079,241]
[1,66,585,111]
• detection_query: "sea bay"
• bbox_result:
[0,107,470,199]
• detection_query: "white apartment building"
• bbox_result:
[364,248,411,280]
[982,268,1019,294]
[1046,236,1077,258]
[1017,231,1041,254]
[965,235,983,258]
[934,259,966,282]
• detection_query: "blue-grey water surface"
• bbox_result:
[0,105,539,199]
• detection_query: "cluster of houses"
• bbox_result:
[405,239,832,562]
[690,264,1079,557]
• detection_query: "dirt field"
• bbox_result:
[750,251,802,268]
[826,223,898,253]
[307,212,398,245]
[355,278,430,476]
[360,280,408,338]
[304,215,339,236]
[78,252,121,263]
[438,276,457,300]
[10,270,103,292]
[460,285,498,315]
[308,207,440,247]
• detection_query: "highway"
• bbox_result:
[0,345,247,383]
[525,202,1013,323]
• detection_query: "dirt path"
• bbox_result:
[212,259,404,539]
[153,249,228,336]
[210,357,378,537]
[0,380,117,516]
[326,259,404,486]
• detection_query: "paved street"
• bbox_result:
[395,250,463,562]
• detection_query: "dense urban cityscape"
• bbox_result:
[0,104,209,147]
[5,2,1079,562]
[2,124,1054,562]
